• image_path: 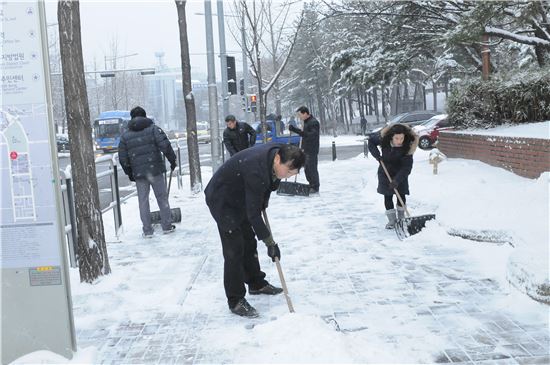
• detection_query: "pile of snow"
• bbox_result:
[460,120,549,139]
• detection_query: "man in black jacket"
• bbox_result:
[205,143,306,318]
[288,106,321,193]
[119,106,177,237]
[222,114,256,156]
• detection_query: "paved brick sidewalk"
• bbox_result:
[74,159,549,364]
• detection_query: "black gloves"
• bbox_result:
[267,244,281,262]
[288,125,300,133]
[263,235,281,262]
[389,180,399,190]
[170,161,177,171]
[127,169,135,182]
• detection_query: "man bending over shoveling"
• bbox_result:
[205,144,306,318]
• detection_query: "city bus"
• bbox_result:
[93,110,131,153]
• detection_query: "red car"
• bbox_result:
[413,114,453,150]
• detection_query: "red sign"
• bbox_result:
[10,151,18,160]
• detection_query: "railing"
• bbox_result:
[59,138,189,268]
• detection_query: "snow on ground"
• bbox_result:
[454,121,549,139]
[320,134,366,147]
[15,126,549,364]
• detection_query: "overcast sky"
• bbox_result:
[45,0,244,80]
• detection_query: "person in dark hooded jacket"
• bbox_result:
[368,123,418,229]
[118,106,177,237]
[205,143,306,318]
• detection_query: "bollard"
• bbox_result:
[332,141,337,161]
[177,144,183,189]
[112,163,122,228]
[363,137,369,158]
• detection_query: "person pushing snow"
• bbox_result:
[368,123,418,229]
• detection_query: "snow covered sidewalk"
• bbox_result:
[41,148,549,364]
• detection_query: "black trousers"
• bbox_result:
[384,194,406,210]
[305,153,320,191]
[218,219,268,308]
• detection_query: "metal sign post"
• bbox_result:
[1,1,76,362]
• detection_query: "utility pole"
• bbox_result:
[205,0,222,172]
[217,0,229,118]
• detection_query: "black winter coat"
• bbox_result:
[222,121,256,156]
[118,117,176,180]
[368,127,417,196]
[290,115,320,155]
[204,143,282,240]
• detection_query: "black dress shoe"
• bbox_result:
[249,284,283,295]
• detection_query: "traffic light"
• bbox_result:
[226,56,237,95]
[239,78,244,95]
[250,94,257,113]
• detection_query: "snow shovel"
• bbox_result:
[277,133,310,197]
[379,161,435,239]
[261,210,295,313]
[150,170,182,224]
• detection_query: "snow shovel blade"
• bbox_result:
[395,214,436,239]
[277,181,310,196]
[150,207,182,225]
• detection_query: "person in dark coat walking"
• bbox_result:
[288,106,320,193]
[368,123,418,229]
[360,116,367,136]
[222,115,256,157]
[205,143,306,318]
[118,106,177,237]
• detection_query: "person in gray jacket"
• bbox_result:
[118,106,177,237]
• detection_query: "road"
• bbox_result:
[58,141,365,210]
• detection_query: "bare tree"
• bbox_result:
[264,0,292,117]
[175,0,202,193]
[58,0,111,282]
[234,0,303,141]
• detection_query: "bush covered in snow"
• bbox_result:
[447,68,550,128]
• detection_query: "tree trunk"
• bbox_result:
[58,0,110,283]
[432,78,438,111]
[347,95,353,132]
[176,0,202,193]
[367,91,372,115]
[422,84,427,110]
[357,89,364,118]
[373,87,380,123]
[315,92,324,133]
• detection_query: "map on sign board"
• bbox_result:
[0,110,36,221]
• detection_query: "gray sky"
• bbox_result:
[45,0,244,80]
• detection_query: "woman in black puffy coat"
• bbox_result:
[368,124,418,229]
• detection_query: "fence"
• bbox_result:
[59,139,188,268]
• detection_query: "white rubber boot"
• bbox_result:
[385,209,397,229]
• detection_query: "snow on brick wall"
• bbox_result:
[438,132,550,179]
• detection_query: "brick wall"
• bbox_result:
[438,132,550,179]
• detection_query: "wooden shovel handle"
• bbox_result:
[262,210,295,313]
[379,160,411,218]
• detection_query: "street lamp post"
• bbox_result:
[217,1,229,119]
[205,0,222,172]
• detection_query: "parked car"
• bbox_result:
[389,110,439,126]
[196,122,211,143]
[372,110,439,133]
[56,135,70,152]
[414,114,453,150]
